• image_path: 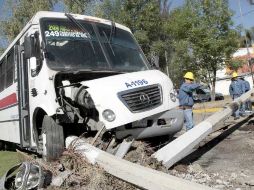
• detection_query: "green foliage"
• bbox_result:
[0,47,5,56]
[239,28,254,47]
[95,0,124,20]
[0,0,56,41]
[226,58,244,71]
[63,0,92,14]
[166,0,239,95]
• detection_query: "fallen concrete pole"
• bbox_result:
[66,136,217,190]
[153,89,254,169]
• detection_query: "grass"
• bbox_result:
[0,151,20,176]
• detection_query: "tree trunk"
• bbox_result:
[211,69,216,101]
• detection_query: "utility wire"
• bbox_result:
[234,9,254,18]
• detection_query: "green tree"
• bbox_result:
[0,47,5,56]
[63,0,91,14]
[227,58,244,72]
[239,29,253,48]
[0,0,56,41]
[166,0,239,99]
[95,0,124,21]
[164,5,196,87]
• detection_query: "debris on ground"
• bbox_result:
[61,124,253,190]
[47,145,140,190]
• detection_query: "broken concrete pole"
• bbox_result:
[153,89,254,169]
[66,136,217,190]
[51,170,72,187]
[114,138,134,158]
[154,121,213,168]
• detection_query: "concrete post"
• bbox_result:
[66,136,217,190]
[153,89,254,169]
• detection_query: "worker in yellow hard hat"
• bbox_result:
[232,72,238,78]
[178,72,201,130]
[229,71,246,119]
[184,72,194,80]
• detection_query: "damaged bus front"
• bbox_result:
[0,12,183,160]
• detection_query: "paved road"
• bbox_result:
[180,110,254,190]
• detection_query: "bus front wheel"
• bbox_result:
[41,115,64,161]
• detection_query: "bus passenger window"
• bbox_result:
[6,50,14,87]
[0,60,6,92]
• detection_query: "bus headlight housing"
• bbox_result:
[15,162,42,190]
[75,88,95,109]
[102,109,116,122]
[170,89,177,102]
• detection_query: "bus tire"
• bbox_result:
[41,115,64,161]
[0,141,4,150]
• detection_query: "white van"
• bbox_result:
[0,11,183,160]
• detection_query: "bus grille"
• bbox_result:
[119,84,162,112]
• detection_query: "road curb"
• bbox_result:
[193,108,223,113]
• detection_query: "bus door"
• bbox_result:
[15,45,30,147]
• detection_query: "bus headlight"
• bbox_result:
[102,109,116,122]
[170,91,177,102]
[15,162,42,190]
[76,89,95,109]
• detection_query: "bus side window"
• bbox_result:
[6,50,14,88]
[0,60,6,92]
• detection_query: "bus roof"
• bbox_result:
[0,11,132,61]
[30,11,131,32]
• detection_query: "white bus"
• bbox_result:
[0,11,183,160]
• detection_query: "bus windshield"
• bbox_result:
[40,18,149,72]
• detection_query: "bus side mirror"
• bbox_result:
[24,32,40,60]
[24,35,35,59]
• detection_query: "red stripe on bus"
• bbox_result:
[0,93,17,109]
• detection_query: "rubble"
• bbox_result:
[51,146,140,190]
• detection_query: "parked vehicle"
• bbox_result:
[193,87,224,102]
[0,11,183,160]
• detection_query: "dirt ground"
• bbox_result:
[173,112,254,190]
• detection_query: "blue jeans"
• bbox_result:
[234,109,240,117]
[184,109,194,130]
[245,100,252,111]
[240,102,246,116]
[233,96,240,117]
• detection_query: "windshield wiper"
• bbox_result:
[109,21,116,43]
[102,31,115,56]
[65,13,95,54]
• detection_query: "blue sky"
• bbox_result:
[1,0,254,48]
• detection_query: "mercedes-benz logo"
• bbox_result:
[139,93,150,104]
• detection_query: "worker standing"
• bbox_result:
[229,72,245,119]
[240,76,251,113]
[178,72,201,131]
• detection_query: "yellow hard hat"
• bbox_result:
[232,72,238,78]
[184,72,194,80]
